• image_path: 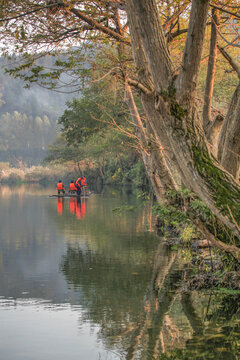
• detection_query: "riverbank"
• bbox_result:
[0,163,70,184]
[0,158,149,190]
[156,221,240,293]
[1,172,238,292]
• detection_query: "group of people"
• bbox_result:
[56,176,87,196]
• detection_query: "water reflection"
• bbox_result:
[1,185,240,360]
[0,183,53,198]
[156,292,240,360]
[57,197,64,215]
[56,197,87,218]
[0,298,119,360]
[0,184,157,359]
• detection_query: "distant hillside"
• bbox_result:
[0,56,75,166]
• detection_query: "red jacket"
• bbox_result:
[81,177,87,186]
[69,182,77,191]
[75,178,82,188]
[57,182,64,190]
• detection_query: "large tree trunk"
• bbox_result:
[124,82,177,202]
[125,0,179,199]
[218,82,240,180]
[202,9,223,158]
[127,0,240,242]
[202,8,219,131]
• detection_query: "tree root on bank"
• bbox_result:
[196,219,240,263]
[187,271,240,290]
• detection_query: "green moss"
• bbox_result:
[170,101,187,121]
[192,145,240,237]
[160,86,188,133]
[158,88,240,244]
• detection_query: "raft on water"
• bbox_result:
[49,192,93,198]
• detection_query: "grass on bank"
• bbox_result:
[0,161,70,184]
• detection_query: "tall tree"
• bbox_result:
[0,0,240,252]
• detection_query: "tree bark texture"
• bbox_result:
[175,0,210,101]
[206,114,224,157]
[202,9,219,132]
[126,0,179,194]
[218,82,240,180]
[131,0,173,92]
[126,0,240,241]
[124,82,177,201]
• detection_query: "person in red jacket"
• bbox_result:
[69,180,77,194]
[80,176,87,187]
[75,177,82,196]
[80,176,87,196]
[56,180,65,195]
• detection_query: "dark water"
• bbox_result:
[0,185,240,360]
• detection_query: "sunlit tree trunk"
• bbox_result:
[124,82,172,202]
[203,9,219,131]
[202,9,223,158]
[126,0,240,243]
[218,82,240,180]
[126,0,179,199]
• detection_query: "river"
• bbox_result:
[0,184,239,360]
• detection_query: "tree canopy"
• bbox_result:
[0,0,240,255]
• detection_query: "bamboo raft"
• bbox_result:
[49,191,93,198]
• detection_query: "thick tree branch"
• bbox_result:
[206,114,224,151]
[218,82,240,179]
[167,28,188,43]
[70,7,130,44]
[176,0,210,101]
[125,82,175,200]
[127,78,152,95]
[210,3,240,20]
[0,2,130,45]
[162,2,189,31]
[203,9,219,131]
[130,0,174,91]
[217,45,240,78]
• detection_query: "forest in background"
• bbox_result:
[0,55,74,166]
[0,48,150,188]
[0,39,237,188]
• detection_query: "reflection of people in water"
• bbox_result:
[76,197,81,219]
[57,197,64,215]
[69,197,76,215]
[76,198,86,219]
[56,197,86,218]
[81,199,86,217]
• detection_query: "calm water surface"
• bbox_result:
[0,185,240,360]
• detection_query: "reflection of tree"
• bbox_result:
[48,190,158,266]
[181,292,204,336]
[60,244,153,351]
[60,240,182,356]
[127,265,240,360]
[55,190,240,359]
[125,243,182,360]
[156,292,240,360]
[60,229,240,359]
